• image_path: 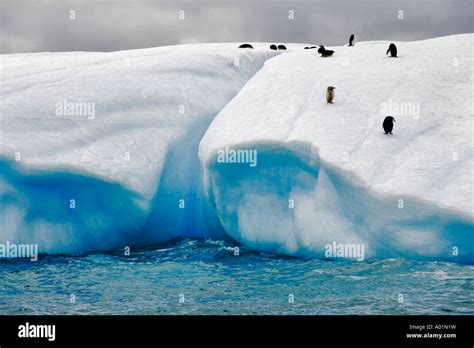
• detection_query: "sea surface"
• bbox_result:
[0,238,473,315]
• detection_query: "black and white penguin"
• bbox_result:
[383,116,396,134]
[349,34,355,46]
[318,46,334,57]
[386,43,397,57]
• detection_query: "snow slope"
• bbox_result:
[0,43,279,253]
[1,36,473,262]
[199,35,474,263]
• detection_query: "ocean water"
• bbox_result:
[0,238,473,315]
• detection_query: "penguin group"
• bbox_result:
[239,34,400,135]
[239,43,287,50]
[270,44,287,50]
[317,34,399,135]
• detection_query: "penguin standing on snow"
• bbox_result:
[383,116,396,134]
[386,43,397,57]
[349,34,355,46]
[326,86,336,104]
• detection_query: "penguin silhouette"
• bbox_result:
[349,34,355,46]
[278,44,287,50]
[239,43,253,49]
[318,47,334,57]
[386,43,397,57]
[270,44,278,50]
[383,116,396,134]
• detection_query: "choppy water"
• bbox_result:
[0,238,473,315]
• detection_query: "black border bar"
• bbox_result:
[0,315,472,346]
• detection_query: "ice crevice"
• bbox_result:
[0,44,280,254]
[1,36,473,262]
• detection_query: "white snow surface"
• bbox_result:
[1,36,473,262]
[199,35,474,262]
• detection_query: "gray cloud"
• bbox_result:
[0,0,472,54]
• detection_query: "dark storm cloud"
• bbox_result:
[0,0,472,54]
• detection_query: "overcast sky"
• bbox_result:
[0,0,472,54]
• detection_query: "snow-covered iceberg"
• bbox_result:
[199,35,474,263]
[0,44,278,253]
[1,35,473,262]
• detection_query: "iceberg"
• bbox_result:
[1,35,473,262]
[199,35,474,263]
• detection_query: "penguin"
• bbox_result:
[322,50,334,57]
[318,47,334,57]
[278,44,287,50]
[349,34,355,46]
[326,86,336,104]
[239,43,254,49]
[304,46,317,50]
[383,116,396,134]
[270,44,278,50]
[386,43,397,57]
